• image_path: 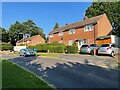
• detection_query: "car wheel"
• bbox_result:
[111,51,115,57]
[90,50,94,55]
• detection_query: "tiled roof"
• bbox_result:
[49,13,106,34]
[17,35,41,43]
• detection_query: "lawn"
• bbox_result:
[8,51,19,55]
[2,60,53,89]
[36,53,60,58]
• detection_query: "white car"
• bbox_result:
[80,44,98,55]
[19,49,35,56]
[97,44,119,57]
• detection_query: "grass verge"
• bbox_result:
[2,60,53,89]
[36,53,60,58]
[8,52,19,55]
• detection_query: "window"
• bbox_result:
[69,40,74,46]
[84,24,93,32]
[100,44,110,47]
[59,31,63,36]
[49,34,54,37]
[69,28,76,34]
[111,44,118,48]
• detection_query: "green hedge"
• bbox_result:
[48,45,65,53]
[28,42,65,53]
[66,46,78,54]
[28,41,78,54]
[28,46,36,50]
[0,42,13,51]
[118,60,120,69]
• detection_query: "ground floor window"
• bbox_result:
[69,40,74,46]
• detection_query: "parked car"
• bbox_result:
[19,49,35,56]
[97,44,119,57]
[80,44,99,55]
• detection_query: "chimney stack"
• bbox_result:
[83,16,88,20]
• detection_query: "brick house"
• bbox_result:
[48,13,112,49]
[16,35,45,46]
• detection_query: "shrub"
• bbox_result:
[36,44,47,52]
[28,46,36,50]
[34,42,65,53]
[51,41,59,45]
[0,42,13,51]
[72,42,77,46]
[66,46,78,54]
[19,44,25,46]
[118,60,120,69]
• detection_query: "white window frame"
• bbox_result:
[69,28,76,34]
[49,34,54,38]
[69,40,74,46]
[59,31,63,36]
[84,24,93,32]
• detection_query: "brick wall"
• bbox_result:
[49,14,112,46]
[16,35,45,46]
[97,14,112,36]
[49,24,98,45]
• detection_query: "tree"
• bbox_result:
[0,27,9,42]
[8,20,46,45]
[22,20,46,40]
[85,2,120,36]
[53,22,59,30]
[8,21,25,45]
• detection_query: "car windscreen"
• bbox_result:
[100,44,110,47]
[81,45,88,47]
[24,49,31,51]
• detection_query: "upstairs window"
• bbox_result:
[59,31,63,36]
[69,28,76,34]
[49,34,54,38]
[84,24,93,32]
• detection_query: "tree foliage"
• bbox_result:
[85,2,120,36]
[53,22,59,30]
[0,27,9,42]
[8,20,46,45]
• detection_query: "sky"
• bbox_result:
[2,2,92,36]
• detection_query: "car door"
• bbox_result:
[21,49,25,55]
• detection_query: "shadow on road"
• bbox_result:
[9,56,119,88]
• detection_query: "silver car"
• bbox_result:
[80,44,98,55]
[19,49,35,56]
[97,44,119,57]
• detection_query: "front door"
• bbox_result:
[78,40,84,50]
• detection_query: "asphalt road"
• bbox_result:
[1,54,119,88]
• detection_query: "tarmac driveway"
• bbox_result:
[1,54,119,88]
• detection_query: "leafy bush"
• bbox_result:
[32,42,65,53]
[0,42,13,50]
[65,41,78,54]
[72,42,77,46]
[19,44,25,46]
[51,41,59,45]
[48,45,65,53]
[28,41,78,54]
[118,60,120,69]
[28,46,36,50]
[66,46,78,54]
[36,44,47,52]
